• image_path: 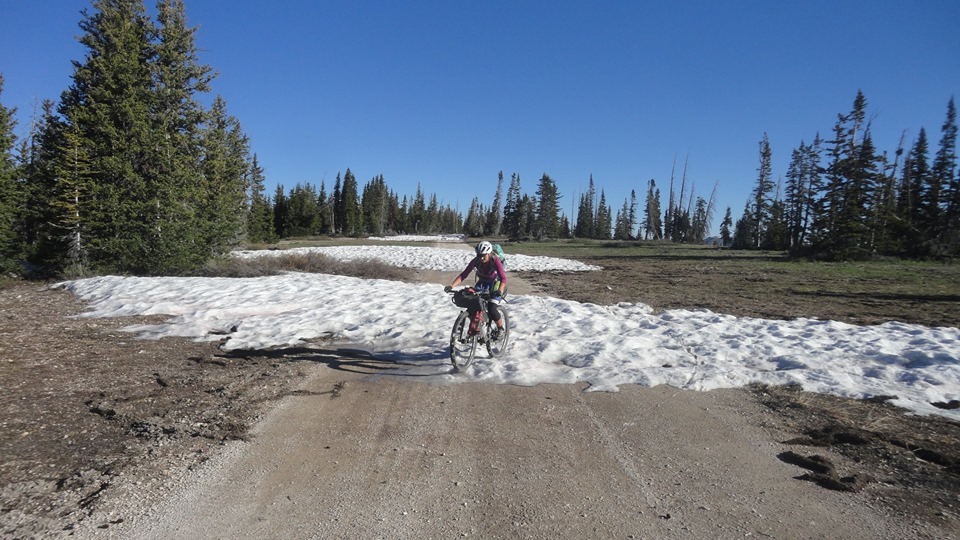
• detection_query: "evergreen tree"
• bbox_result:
[332,173,342,234]
[361,175,388,236]
[24,101,73,270]
[197,96,249,262]
[613,198,631,240]
[518,194,534,239]
[628,189,638,240]
[595,190,612,239]
[484,171,504,236]
[534,173,561,239]
[503,173,522,240]
[0,75,20,274]
[664,161,677,241]
[464,197,484,236]
[813,91,877,259]
[691,197,709,243]
[285,183,319,236]
[933,98,958,250]
[719,207,733,246]
[783,137,822,250]
[48,126,94,270]
[732,203,755,249]
[410,183,426,234]
[763,197,789,250]
[642,179,662,240]
[750,133,774,248]
[340,169,360,236]
[387,191,402,234]
[574,175,595,238]
[559,215,571,238]
[425,194,439,234]
[273,183,288,238]
[149,0,214,268]
[246,154,275,243]
[317,179,334,235]
[58,0,157,272]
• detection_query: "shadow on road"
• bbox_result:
[221,346,450,377]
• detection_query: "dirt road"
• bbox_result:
[82,366,933,540]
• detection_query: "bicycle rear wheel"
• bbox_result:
[450,311,477,371]
[486,306,510,358]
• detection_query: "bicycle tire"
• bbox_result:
[486,306,510,358]
[449,310,477,371]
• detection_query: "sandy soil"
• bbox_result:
[1,249,958,539]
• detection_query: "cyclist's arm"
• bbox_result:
[450,259,478,288]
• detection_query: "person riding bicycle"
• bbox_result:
[445,241,507,340]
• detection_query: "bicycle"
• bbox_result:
[447,288,510,371]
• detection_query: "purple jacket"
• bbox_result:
[458,255,507,286]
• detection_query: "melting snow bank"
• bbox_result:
[58,272,960,420]
[232,245,602,272]
[367,234,466,242]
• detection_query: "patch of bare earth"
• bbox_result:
[0,283,311,538]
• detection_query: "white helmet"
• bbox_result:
[475,241,493,256]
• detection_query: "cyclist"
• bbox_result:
[444,241,507,340]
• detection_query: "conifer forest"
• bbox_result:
[0,0,957,277]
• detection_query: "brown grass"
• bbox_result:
[198,252,408,281]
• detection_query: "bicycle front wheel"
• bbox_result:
[450,311,477,371]
[486,306,510,358]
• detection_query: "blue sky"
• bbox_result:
[2,0,958,234]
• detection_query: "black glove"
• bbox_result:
[444,285,453,293]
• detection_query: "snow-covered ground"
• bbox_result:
[367,234,466,242]
[233,244,602,272]
[58,243,960,420]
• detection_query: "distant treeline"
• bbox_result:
[731,92,958,260]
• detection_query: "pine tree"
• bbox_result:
[0,75,21,274]
[273,184,288,238]
[360,175,388,236]
[534,173,561,239]
[642,179,662,240]
[750,133,774,248]
[149,0,217,269]
[809,91,874,259]
[595,191,612,239]
[316,180,334,235]
[484,171,504,236]
[464,197,484,236]
[503,173,522,240]
[48,126,94,269]
[58,0,157,272]
[247,154,275,243]
[410,183,426,234]
[664,160,676,241]
[198,96,249,263]
[613,198,632,240]
[732,203,755,249]
[719,207,733,246]
[24,101,71,269]
[332,173,343,234]
[574,175,595,238]
[517,194,534,239]
[691,197,709,243]
[340,169,360,236]
[933,98,958,251]
[285,183,319,236]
